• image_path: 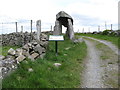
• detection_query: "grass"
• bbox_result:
[96,43,110,60]
[0,46,20,56]
[2,39,87,88]
[76,33,119,48]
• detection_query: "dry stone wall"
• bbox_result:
[0,32,37,46]
[0,32,49,78]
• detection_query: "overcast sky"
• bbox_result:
[0,0,119,33]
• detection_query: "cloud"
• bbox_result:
[0,0,119,33]
[71,13,103,26]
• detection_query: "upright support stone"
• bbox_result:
[53,20,62,35]
[36,20,41,41]
[67,19,74,40]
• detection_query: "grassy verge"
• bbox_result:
[76,33,119,48]
[2,39,87,88]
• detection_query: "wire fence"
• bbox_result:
[0,20,53,34]
[76,23,118,33]
[0,19,118,34]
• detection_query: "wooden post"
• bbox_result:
[51,25,52,31]
[21,26,23,32]
[15,22,18,32]
[88,27,90,33]
[31,20,32,33]
[98,25,100,32]
[55,41,58,56]
[105,21,107,30]
[77,29,79,33]
[36,20,41,41]
[82,28,84,33]
[21,26,24,45]
[111,24,112,30]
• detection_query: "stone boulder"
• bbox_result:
[53,63,62,67]
[16,55,26,62]
[15,48,23,56]
[0,55,5,60]
[8,48,16,56]
[33,44,43,54]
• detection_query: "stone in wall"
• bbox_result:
[16,55,26,62]
[0,32,36,46]
[8,48,16,56]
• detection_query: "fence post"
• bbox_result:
[82,28,84,33]
[98,25,100,32]
[31,20,32,33]
[21,26,24,45]
[36,20,41,41]
[21,26,23,32]
[105,21,107,30]
[88,27,90,32]
[51,25,52,31]
[15,22,18,32]
[111,24,112,30]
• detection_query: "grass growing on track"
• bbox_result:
[2,39,87,88]
[76,33,119,48]
[96,42,118,88]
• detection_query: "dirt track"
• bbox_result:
[81,37,118,88]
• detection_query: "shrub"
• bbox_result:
[102,30,111,35]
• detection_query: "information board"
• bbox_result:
[49,35,64,41]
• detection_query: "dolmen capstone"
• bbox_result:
[53,11,74,40]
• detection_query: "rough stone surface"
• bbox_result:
[28,68,34,72]
[0,55,5,60]
[34,44,43,54]
[53,11,74,40]
[31,53,39,59]
[0,32,36,46]
[8,48,16,56]
[16,48,23,56]
[67,19,74,40]
[53,63,62,67]
[16,55,26,62]
[1,58,17,78]
[22,50,30,57]
[22,44,29,51]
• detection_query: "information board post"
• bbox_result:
[49,35,64,56]
[55,41,58,56]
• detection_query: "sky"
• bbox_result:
[0,0,119,33]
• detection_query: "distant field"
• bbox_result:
[76,33,119,48]
[2,39,87,88]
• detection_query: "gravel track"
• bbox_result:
[82,36,118,55]
[81,37,118,88]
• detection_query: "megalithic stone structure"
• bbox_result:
[53,11,74,40]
